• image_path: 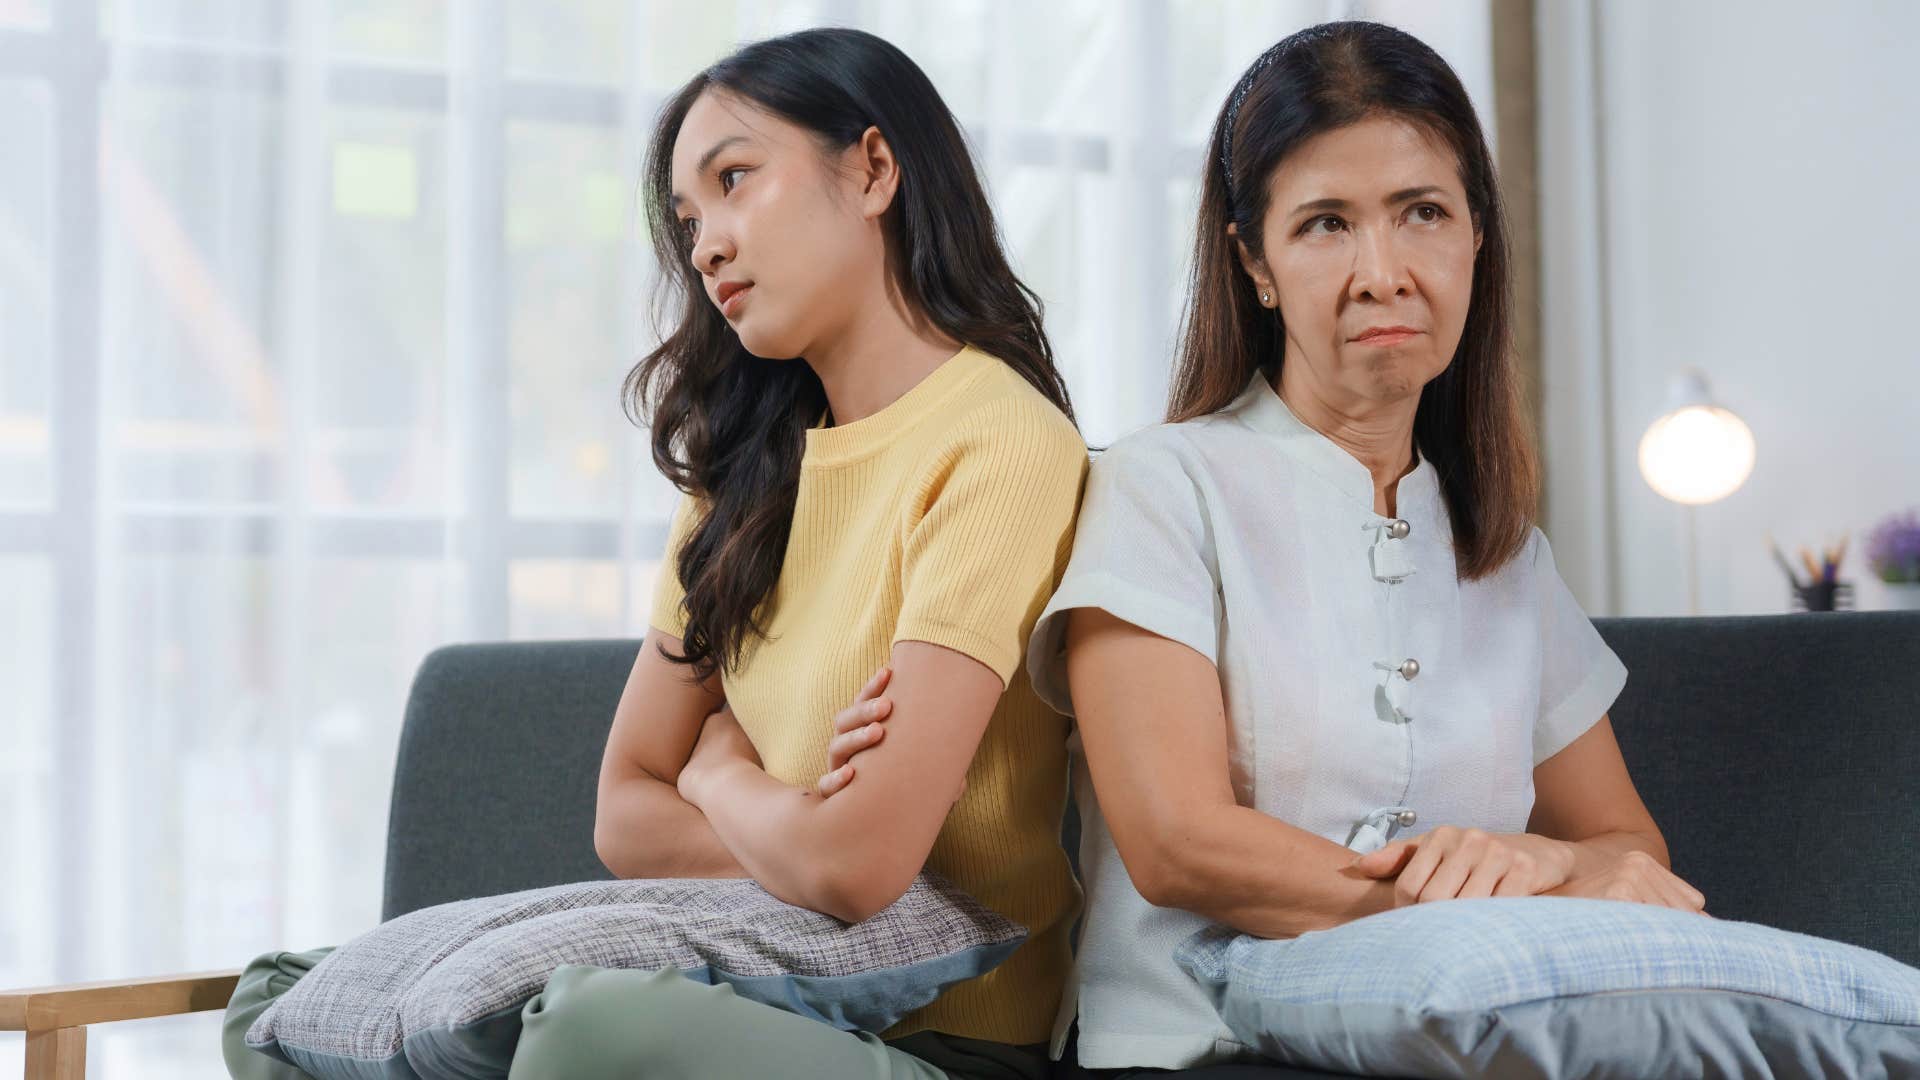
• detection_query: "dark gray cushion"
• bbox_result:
[383,640,638,921]
[1598,612,1920,968]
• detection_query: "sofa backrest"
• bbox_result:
[384,615,1919,967]
[383,639,627,921]
[1596,612,1919,966]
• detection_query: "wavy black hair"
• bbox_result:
[629,28,1074,677]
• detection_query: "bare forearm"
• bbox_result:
[691,760,859,916]
[594,773,748,879]
[1146,804,1398,939]
[1562,828,1670,877]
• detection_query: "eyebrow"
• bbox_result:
[669,136,750,209]
[1289,186,1447,217]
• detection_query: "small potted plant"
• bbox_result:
[1865,509,1920,610]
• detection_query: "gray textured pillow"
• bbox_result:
[244,873,1025,1079]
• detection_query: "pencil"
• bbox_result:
[1767,536,1802,587]
[1799,548,1822,584]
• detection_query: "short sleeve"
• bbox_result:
[1531,530,1629,765]
[1024,430,1223,716]
[890,402,1089,688]
[647,493,701,638]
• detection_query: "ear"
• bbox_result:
[1227,221,1275,306]
[852,125,901,220]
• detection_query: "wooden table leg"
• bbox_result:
[24,1026,85,1080]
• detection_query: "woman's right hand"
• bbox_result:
[1544,849,1708,913]
[1352,827,1577,904]
[814,666,893,797]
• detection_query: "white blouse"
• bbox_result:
[1025,372,1627,1070]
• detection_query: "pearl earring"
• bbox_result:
[1260,291,1271,305]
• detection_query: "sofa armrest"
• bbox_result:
[3,970,241,1080]
[0,968,241,1031]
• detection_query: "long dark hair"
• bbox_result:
[629,28,1074,678]
[1171,20,1536,579]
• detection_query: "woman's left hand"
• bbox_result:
[814,666,894,798]
[676,705,760,808]
[1351,826,1576,905]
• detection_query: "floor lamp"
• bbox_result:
[1637,369,1756,615]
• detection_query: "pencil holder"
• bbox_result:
[1791,580,1853,612]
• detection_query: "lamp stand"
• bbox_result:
[1684,503,1700,616]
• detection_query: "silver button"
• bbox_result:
[1395,809,1418,827]
[1398,658,1420,681]
[1387,519,1411,540]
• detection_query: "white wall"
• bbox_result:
[1540,0,1920,616]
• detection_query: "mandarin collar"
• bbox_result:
[1228,371,1441,524]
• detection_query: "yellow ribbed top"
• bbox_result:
[648,345,1088,1045]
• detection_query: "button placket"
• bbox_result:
[1353,516,1420,850]
[1366,517,1419,723]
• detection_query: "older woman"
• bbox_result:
[1022,21,1705,1074]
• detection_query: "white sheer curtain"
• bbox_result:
[0,2,1488,1073]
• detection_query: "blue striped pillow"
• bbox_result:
[1175,897,1920,1078]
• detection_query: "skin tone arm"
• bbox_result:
[1353,719,1705,912]
[675,639,1000,924]
[592,629,749,879]
[1063,606,1703,941]
[1064,607,1400,938]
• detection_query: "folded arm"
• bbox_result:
[592,629,748,879]
[677,638,1000,924]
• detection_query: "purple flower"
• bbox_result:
[1865,509,1920,583]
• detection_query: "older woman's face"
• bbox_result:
[1241,115,1481,407]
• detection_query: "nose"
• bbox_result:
[690,224,732,276]
[1348,223,1413,303]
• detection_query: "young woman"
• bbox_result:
[220,27,1084,1080]
[1016,21,1706,1074]
[513,27,1086,1080]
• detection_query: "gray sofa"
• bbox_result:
[377,611,1920,1078]
[9,614,1911,1078]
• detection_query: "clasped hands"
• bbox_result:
[1349,826,1708,913]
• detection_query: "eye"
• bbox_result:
[680,217,699,242]
[1409,203,1446,224]
[719,167,746,194]
[1301,214,1346,236]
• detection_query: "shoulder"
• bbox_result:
[926,355,1089,478]
[1521,526,1552,574]
[1094,421,1202,474]
[1086,404,1270,500]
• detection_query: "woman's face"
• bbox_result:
[669,89,893,360]
[1239,115,1481,409]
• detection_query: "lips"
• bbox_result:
[715,281,752,316]
[1351,326,1421,344]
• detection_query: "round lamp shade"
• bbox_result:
[1637,404,1755,505]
